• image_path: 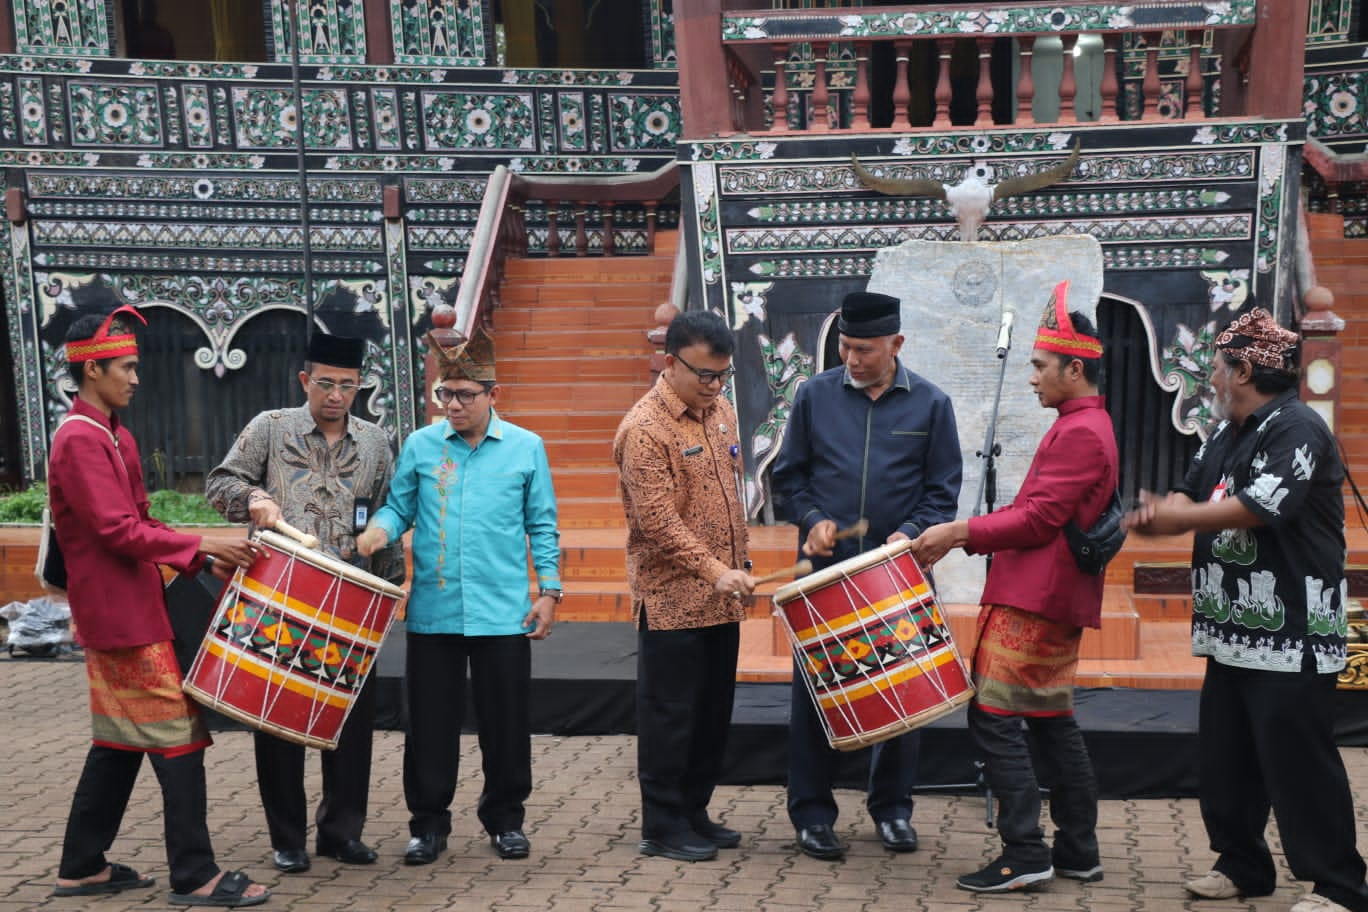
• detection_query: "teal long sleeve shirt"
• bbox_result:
[371,411,561,636]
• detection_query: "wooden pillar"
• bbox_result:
[1142,32,1162,119]
[933,39,952,128]
[1301,284,1343,436]
[1244,0,1309,117]
[851,41,871,131]
[0,2,15,54]
[974,37,993,126]
[363,0,394,65]
[891,40,912,130]
[771,47,789,132]
[1185,33,1205,117]
[810,42,830,132]
[676,0,736,139]
[1099,34,1119,121]
[1016,36,1035,125]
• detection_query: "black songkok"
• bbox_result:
[306,332,365,369]
[838,291,901,338]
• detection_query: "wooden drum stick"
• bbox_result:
[832,518,869,542]
[273,519,321,551]
[752,560,813,585]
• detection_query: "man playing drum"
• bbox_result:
[356,328,561,866]
[614,311,757,863]
[771,290,962,861]
[206,331,406,873]
[50,308,269,907]
[911,281,1117,893]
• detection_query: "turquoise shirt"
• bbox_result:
[372,411,561,636]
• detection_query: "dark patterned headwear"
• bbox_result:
[66,305,146,363]
[306,332,365,369]
[1033,280,1102,359]
[1215,307,1298,372]
[838,291,901,338]
[428,326,497,382]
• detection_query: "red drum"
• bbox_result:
[773,540,973,751]
[183,531,405,750]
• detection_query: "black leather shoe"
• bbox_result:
[316,838,378,865]
[272,848,311,873]
[796,825,845,860]
[691,817,742,849]
[491,830,530,860]
[403,833,447,866]
[877,819,919,853]
[639,831,718,862]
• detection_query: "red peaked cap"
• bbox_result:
[1033,280,1102,359]
[66,305,147,363]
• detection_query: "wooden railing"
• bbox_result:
[713,1,1264,134]
[450,162,682,341]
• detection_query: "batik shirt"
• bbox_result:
[1175,389,1347,674]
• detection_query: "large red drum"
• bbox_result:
[183,531,405,750]
[773,540,973,751]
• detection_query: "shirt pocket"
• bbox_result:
[890,429,929,458]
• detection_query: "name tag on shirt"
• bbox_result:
[353,497,371,532]
[1209,483,1227,503]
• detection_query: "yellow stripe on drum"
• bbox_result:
[815,646,960,709]
[787,583,937,643]
[197,637,354,710]
[239,575,388,645]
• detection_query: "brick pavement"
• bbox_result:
[3,654,1367,912]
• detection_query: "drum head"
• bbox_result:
[254,530,405,598]
[773,538,917,605]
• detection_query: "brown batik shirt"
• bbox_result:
[614,375,749,631]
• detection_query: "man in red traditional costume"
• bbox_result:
[49,307,270,908]
[911,281,1118,894]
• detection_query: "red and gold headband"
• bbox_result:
[1214,307,1298,372]
[1033,280,1102,359]
[66,305,146,363]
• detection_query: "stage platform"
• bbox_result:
[371,620,1368,801]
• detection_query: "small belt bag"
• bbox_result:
[1063,490,1127,576]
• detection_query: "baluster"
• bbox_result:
[546,202,561,256]
[892,40,912,130]
[1142,31,1162,119]
[1016,36,1035,125]
[644,200,659,253]
[810,42,830,132]
[1185,32,1205,118]
[601,202,615,256]
[574,203,589,257]
[975,37,994,126]
[1100,34,1119,121]
[933,38,952,128]
[852,41,871,131]
[772,45,789,132]
[1059,36,1077,122]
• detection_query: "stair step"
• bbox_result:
[496,305,657,331]
[502,257,676,282]
[499,383,643,411]
[489,327,653,351]
[498,356,653,384]
[551,468,622,499]
[507,411,628,435]
[499,283,672,309]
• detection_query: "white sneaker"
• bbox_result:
[1184,870,1240,899]
[1290,894,1354,912]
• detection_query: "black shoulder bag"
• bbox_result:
[1063,489,1127,576]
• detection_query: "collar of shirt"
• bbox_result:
[443,408,505,444]
[841,362,912,394]
[654,373,717,424]
[305,410,355,441]
[70,396,120,432]
[1056,394,1105,417]
[1236,388,1300,432]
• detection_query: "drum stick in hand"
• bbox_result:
[273,519,320,550]
[752,560,813,585]
[832,518,869,542]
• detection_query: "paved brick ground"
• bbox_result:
[4,654,1368,912]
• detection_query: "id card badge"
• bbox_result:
[353,496,372,533]
[1209,482,1227,503]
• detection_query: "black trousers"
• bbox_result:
[403,632,531,838]
[1201,656,1368,912]
[636,615,739,839]
[786,659,919,829]
[59,745,218,896]
[968,704,1098,868]
[254,672,376,852]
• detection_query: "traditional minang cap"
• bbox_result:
[428,326,496,382]
[1215,306,1299,372]
[66,305,147,363]
[306,332,365,369]
[1033,280,1102,359]
[838,291,901,338]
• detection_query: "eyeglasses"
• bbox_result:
[310,377,360,394]
[673,352,736,386]
[434,386,489,405]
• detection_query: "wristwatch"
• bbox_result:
[538,587,564,603]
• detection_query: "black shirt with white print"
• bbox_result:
[1174,389,1347,673]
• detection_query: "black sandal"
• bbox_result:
[168,870,270,908]
[52,862,154,897]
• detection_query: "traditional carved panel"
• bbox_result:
[390,0,488,66]
[269,0,367,64]
[13,0,113,57]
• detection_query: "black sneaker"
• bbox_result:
[957,856,1054,893]
[1055,861,1104,882]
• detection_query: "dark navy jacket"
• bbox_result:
[771,363,962,570]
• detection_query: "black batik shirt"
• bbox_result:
[1175,389,1348,674]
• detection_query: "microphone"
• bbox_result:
[995,309,1015,359]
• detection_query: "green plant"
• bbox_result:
[146,489,231,526]
[0,483,47,523]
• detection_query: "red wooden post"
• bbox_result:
[975,37,993,126]
[810,42,830,132]
[601,202,616,256]
[363,0,395,65]
[1185,34,1205,117]
[574,204,589,256]
[546,202,561,256]
[1099,34,1119,121]
[892,40,912,130]
[1142,32,1162,119]
[772,46,790,132]
[851,41,871,131]
[933,39,952,128]
[1017,36,1036,125]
